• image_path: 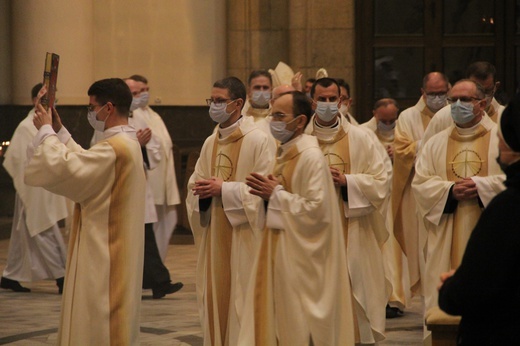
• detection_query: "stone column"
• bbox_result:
[0,0,11,104]
[288,0,355,88]
[227,0,289,82]
[11,0,93,105]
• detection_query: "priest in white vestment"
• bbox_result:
[241,91,355,346]
[186,77,274,346]
[421,61,505,147]
[127,75,181,261]
[337,78,360,125]
[412,80,505,313]
[306,78,391,343]
[25,79,146,346]
[1,83,69,294]
[392,72,450,300]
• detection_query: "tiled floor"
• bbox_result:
[0,236,425,345]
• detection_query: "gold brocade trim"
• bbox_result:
[319,131,351,248]
[420,103,435,130]
[446,126,489,271]
[446,125,490,181]
[210,128,245,181]
[487,104,497,123]
[253,229,279,345]
[107,136,134,346]
[205,128,244,343]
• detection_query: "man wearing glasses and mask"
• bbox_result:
[186,77,274,345]
[422,62,505,146]
[412,79,505,320]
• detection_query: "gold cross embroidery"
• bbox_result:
[449,149,484,179]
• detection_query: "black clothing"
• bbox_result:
[438,160,520,345]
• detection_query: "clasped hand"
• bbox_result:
[452,178,478,201]
[246,172,279,201]
[192,177,224,199]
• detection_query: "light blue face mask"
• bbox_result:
[450,99,476,125]
[316,101,339,122]
[251,90,271,107]
[209,100,236,124]
[270,117,298,143]
[377,121,396,132]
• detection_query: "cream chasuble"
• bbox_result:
[238,134,355,346]
[306,117,390,344]
[24,126,146,346]
[412,116,505,311]
[186,117,274,346]
[392,97,435,296]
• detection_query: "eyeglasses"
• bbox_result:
[271,112,294,120]
[446,97,481,104]
[87,103,107,112]
[206,98,233,106]
[425,92,448,97]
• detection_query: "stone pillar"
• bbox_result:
[288,0,355,88]
[11,0,93,105]
[227,0,289,82]
[0,0,11,104]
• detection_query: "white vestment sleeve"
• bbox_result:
[266,185,285,229]
[472,175,506,207]
[221,181,249,227]
[145,134,162,170]
[344,174,375,217]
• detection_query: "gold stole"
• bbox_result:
[487,104,497,123]
[253,143,302,345]
[446,125,490,267]
[393,104,435,252]
[206,128,245,344]
[316,127,351,249]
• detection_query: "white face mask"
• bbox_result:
[87,104,109,132]
[251,90,271,107]
[315,101,339,122]
[270,117,298,143]
[339,103,350,115]
[426,94,447,112]
[209,100,236,124]
[450,99,476,125]
[377,121,396,133]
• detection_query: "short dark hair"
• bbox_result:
[336,78,351,97]
[311,78,340,98]
[305,78,316,84]
[373,98,399,111]
[290,91,313,126]
[31,83,43,99]
[213,77,247,101]
[128,74,148,84]
[466,61,497,82]
[88,78,132,115]
[247,70,272,86]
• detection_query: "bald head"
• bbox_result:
[272,84,296,101]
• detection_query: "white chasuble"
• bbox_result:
[412,117,505,311]
[25,128,146,346]
[238,134,355,346]
[308,117,390,344]
[186,117,273,346]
